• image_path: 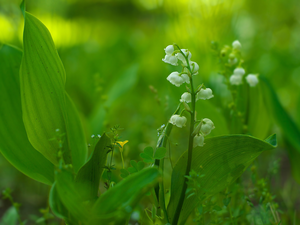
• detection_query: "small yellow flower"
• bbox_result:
[116,140,128,150]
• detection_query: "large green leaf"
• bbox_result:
[75,133,111,200]
[90,64,139,134]
[55,168,90,223]
[261,76,300,182]
[167,134,277,224]
[89,167,160,224]
[247,83,271,139]
[0,44,54,185]
[20,10,87,171]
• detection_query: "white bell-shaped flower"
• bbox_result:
[162,54,178,66]
[228,57,238,65]
[196,88,214,100]
[167,72,185,87]
[193,134,205,148]
[200,118,215,136]
[246,74,259,87]
[169,115,187,128]
[234,67,245,76]
[180,92,191,103]
[181,73,190,84]
[229,74,243,85]
[189,61,199,75]
[175,49,192,65]
[164,45,174,55]
[232,40,242,50]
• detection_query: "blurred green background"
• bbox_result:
[1,0,300,222]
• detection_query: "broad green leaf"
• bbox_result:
[167,134,276,224]
[261,76,300,182]
[0,207,18,225]
[89,168,160,224]
[140,152,154,163]
[120,169,129,178]
[20,11,87,171]
[153,147,167,159]
[130,160,139,171]
[90,64,139,134]
[55,168,90,223]
[0,44,54,185]
[247,83,271,139]
[75,133,110,200]
[127,167,138,173]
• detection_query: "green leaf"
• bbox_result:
[0,44,54,185]
[120,169,129,178]
[223,197,231,207]
[247,83,271,139]
[55,168,90,223]
[130,160,139,171]
[90,64,139,134]
[49,182,68,220]
[127,167,138,174]
[75,133,110,201]
[20,11,87,171]
[0,207,18,225]
[261,76,300,183]
[153,147,167,159]
[89,168,160,224]
[167,134,276,224]
[140,153,154,163]
[144,146,154,157]
[137,161,145,171]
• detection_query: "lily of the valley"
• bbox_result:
[200,118,215,136]
[197,88,214,100]
[246,74,259,87]
[230,67,246,86]
[193,134,205,148]
[162,45,178,66]
[232,40,242,50]
[175,49,192,66]
[167,72,189,87]
[170,115,187,128]
[180,92,191,103]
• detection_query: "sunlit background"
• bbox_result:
[1,0,300,222]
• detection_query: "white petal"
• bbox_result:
[167,72,184,87]
[162,54,178,66]
[234,67,245,76]
[180,92,192,103]
[196,88,214,100]
[181,73,190,84]
[229,74,243,85]
[164,45,174,55]
[246,74,259,87]
[232,40,242,50]
[193,134,204,148]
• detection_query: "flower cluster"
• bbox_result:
[163,44,215,148]
[228,40,259,87]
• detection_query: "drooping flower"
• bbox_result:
[196,88,214,100]
[232,40,242,50]
[200,118,215,136]
[162,54,178,66]
[181,73,190,84]
[234,67,245,76]
[164,45,174,55]
[246,74,259,87]
[229,74,243,85]
[175,49,192,65]
[193,134,205,148]
[170,115,187,128]
[180,92,192,103]
[167,72,185,87]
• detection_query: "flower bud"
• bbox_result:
[190,61,199,75]
[164,45,174,55]
[162,54,178,66]
[167,72,185,87]
[246,74,259,87]
[196,88,214,100]
[169,115,187,128]
[229,74,243,85]
[180,92,192,103]
[200,118,215,136]
[234,67,245,76]
[232,40,242,50]
[193,134,205,148]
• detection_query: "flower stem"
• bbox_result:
[172,61,196,225]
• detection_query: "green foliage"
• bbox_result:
[20,10,87,171]
[167,134,277,224]
[140,146,167,163]
[0,44,54,185]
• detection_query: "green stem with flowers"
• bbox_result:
[172,45,196,225]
